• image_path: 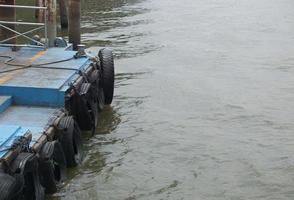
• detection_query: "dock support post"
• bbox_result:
[58,0,68,28]
[68,0,80,50]
[47,0,57,47]
[0,0,16,44]
[36,0,45,23]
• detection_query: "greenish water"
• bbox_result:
[16,0,294,199]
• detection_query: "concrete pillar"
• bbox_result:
[0,0,16,44]
[68,0,80,50]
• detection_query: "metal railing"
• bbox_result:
[0,4,48,48]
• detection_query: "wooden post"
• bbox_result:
[35,0,45,22]
[35,0,38,19]
[58,0,68,28]
[0,0,16,44]
[46,0,57,47]
[68,0,80,50]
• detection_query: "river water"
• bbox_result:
[52,0,294,199]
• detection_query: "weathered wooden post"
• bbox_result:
[0,0,16,44]
[47,0,57,47]
[68,0,80,50]
[58,0,68,28]
[35,0,45,22]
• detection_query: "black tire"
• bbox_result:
[58,116,82,167]
[23,171,44,200]
[39,141,67,194]
[74,83,97,132]
[89,69,105,111]
[90,101,98,135]
[97,89,105,111]
[10,153,45,200]
[0,173,23,200]
[98,48,114,105]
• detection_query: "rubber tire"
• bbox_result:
[97,89,105,111]
[74,83,96,131]
[39,141,66,194]
[89,101,98,135]
[23,171,44,200]
[75,96,93,131]
[98,48,114,105]
[0,173,23,200]
[11,153,45,200]
[59,117,82,167]
[89,69,105,111]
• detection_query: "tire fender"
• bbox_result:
[39,141,67,194]
[0,172,24,200]
[10,152,45,200]
[73,83,98,132]
[98,48,115,105]
[57,116,82,167]
[89,69,105,111]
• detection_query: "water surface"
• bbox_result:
[53,0,294,199]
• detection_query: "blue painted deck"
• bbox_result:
[0,96,12,113]
[0,106,57,142]
[0,46,92,158]
[0,46,91,107]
